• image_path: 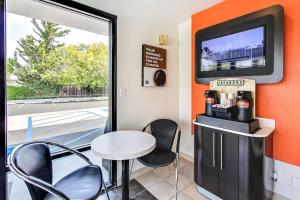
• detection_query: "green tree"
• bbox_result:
[7,19,109,99]
[8,19,70,90]
[42,43,109,90]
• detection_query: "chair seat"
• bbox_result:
[137,148,176,168]
[44,165,102,200]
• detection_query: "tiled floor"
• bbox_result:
[97,157,208,200]
[97,179,157,200]
[135,157,209,200]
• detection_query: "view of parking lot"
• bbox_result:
[7,98,108,153]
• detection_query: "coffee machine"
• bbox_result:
[204,90,218,116]
[204,78,256,121]
[236,91,253,122]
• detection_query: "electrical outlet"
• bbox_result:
[272,171,278,182]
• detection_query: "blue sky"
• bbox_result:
[202,27,264,53]
[7,13,108,58]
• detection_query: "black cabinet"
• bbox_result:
[194,125,273,200]
[202,128,219,195]
[218,131,239,200]
[197,127,238,200]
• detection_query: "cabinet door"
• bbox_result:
[202,127,219,195]
[218,132,239,200]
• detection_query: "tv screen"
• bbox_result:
[201,26,266,72]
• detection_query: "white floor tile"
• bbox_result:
[170,192,193,200]
[178,157,193,169]
[179,164,194,181]
[136,171,163,188]
[153,164,176,179]
[147,180,176,200]
[165,174,193,191]
[182,184,209,200]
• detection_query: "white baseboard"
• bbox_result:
[197,186,222,200]
[180,151,193,162]
[272,193,290,200]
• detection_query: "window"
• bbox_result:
[1,1,117,199]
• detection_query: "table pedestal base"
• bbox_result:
[122,160,130,200]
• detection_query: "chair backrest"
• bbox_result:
[11,143,53,200]
[150,119,178,151]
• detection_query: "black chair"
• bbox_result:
[8,141,110,200]
[132,119,181,199]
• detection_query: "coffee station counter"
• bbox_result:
[194,78,276,200]
[194,115,275,200]
[193,117,275,138]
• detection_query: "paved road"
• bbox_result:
[7,100,109,149]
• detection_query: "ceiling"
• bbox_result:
[7,0,223,35]
[7,0,109,35]
[75,0,222,23]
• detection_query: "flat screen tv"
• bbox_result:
[195,5,283,84]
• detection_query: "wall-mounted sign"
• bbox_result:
[142,44,167,87]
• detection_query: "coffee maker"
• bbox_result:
[204,90,218,116]
[236,91,253,122]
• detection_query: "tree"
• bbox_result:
[7,19,109,98]
[42,43,109,90]
[8,19,70,91]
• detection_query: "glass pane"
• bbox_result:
[7,12,110,152]
[6,2,113,199]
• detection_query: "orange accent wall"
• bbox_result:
[192,0,300,166]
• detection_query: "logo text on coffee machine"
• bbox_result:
[217,79,245,86]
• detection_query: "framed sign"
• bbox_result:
[142,44,167,87]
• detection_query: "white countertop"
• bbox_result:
[91,130,156,160]
[193,117,275,138]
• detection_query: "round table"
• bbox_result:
[91,130,156,200]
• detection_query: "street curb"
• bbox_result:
[7,97,109,105]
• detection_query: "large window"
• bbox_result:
[1,1,117,199]
[6,13,111,153]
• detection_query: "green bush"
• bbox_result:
[7,85,35,100]
[7,85,60,100]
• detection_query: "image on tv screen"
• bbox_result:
[201,26,265,72]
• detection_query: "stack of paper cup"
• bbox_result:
[227,93,235,106]
[220,93,227,106]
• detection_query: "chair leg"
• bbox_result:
[102,179,110,200]
[129,158,135,180]
[175,153,179,200]
[173,161,176,169]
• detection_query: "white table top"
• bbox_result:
[91,130,156,160]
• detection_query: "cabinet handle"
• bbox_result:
[220,134,223,171]
[213,132,216,167]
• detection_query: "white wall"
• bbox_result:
[77,0,180,131]
[178,19,194,157]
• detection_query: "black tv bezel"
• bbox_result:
[195,5,284,84]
